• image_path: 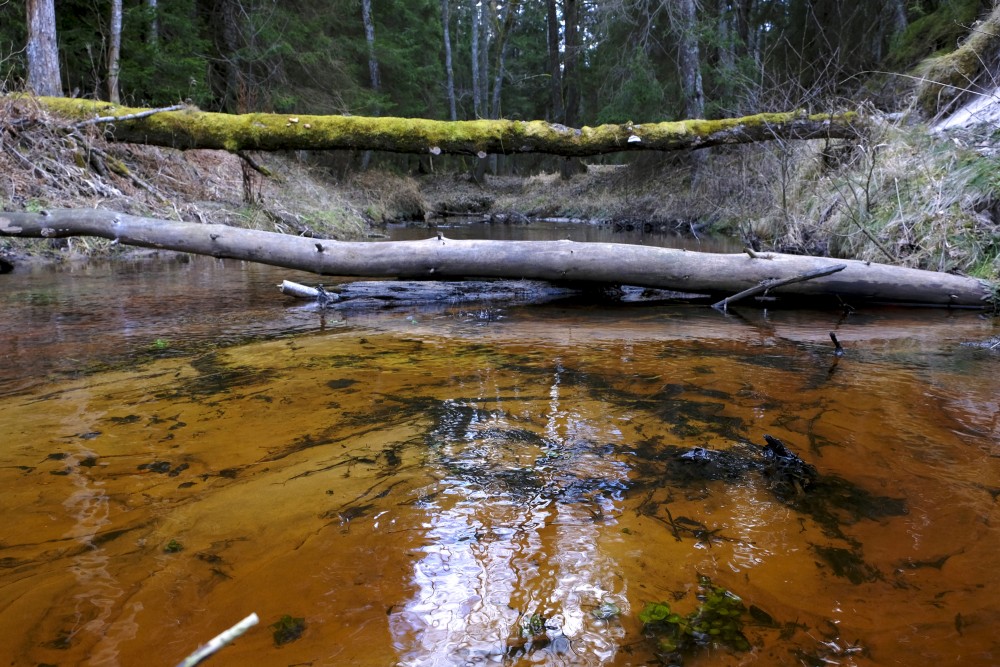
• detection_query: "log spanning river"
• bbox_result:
[1,228,999,666]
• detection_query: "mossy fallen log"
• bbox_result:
[1,209,994,309]
[915,4,1000,118]
[17,95,864,157]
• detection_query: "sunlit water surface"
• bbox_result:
[1,238,999,666]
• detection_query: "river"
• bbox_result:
[1,225,998,666]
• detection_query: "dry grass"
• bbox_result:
[766,118,1000,277]
[0,96,371,260]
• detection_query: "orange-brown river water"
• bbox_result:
[1,253,999,666]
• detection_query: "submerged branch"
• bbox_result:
[712,264,848,310]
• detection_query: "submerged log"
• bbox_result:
[277,279,588,309]
[1,209,995,309]
[22,96,864,157]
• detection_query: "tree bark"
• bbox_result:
[490,0,519,119]
[563,0,581,127]
[471,0,483,118]
[441,0,458,121]
[28,97,866,157]
[546,0,564,123]
[361,0,382,98]
[108,0,123,104]
[26,0,62,97]
[148,0,159,47]
[672,0,704,120]
[1,210,993,309]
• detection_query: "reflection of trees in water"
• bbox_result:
[390,373,631,665]
[359,349,912,664]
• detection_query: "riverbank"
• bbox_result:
[2,96,999,280]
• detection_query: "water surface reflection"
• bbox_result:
[1,257,998,666]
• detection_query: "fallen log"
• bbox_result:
[1,209,995,309]
[19,95,865,157]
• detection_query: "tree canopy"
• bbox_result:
[2,0,993,123]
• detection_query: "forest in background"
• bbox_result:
[3,0,993,124]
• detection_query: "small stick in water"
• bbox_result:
[829,332,845,357]
[175,612,259,667]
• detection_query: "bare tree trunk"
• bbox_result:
[148,0,159,47]
[441,0,458,120]
[1,210,992,309]
[717,0,735,79]
[889,0,907,35]
[471,0,483,118]
[546,0,564,122]
[108,0,123,104]
[560,0,582,178]
[26,0,62,97]
[361,0,381,169]
[478,0,491,117]
[489,0,519,119]
[562,0,581,127]
[216,0,242,112]
[361,0,382,99]
[673,0,704,120]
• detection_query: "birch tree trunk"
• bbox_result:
[108,0,123,104]
[26,0,62,97]
[441,0,457,120]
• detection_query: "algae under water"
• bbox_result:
[0,257,999,666]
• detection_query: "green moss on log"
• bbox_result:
[20,95,863,157]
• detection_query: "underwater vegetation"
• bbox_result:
[270,614,307,646]
[640,576,751,664]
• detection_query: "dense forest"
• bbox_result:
[3,0,993,124]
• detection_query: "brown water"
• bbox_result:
[1,251,999,667]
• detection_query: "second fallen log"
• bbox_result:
[0,209,994,309]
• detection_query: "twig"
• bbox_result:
[236,150,274,177]
[175,612,259,667]
[73,104,185,128]
[829,332,845,357]
[712,264,848,310]
[744,247,773,259]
